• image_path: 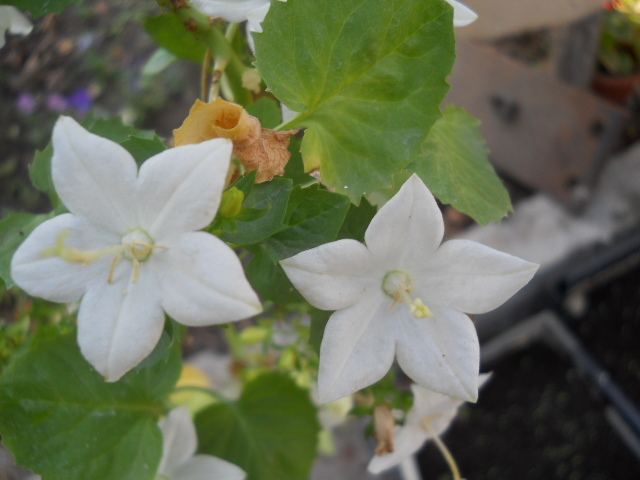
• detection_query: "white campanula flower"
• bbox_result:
[368,374,491,474]
[157,407,246,480]
[0,6,32,49]
[446,0,477,27]
[281,174,537,404]
[11,117,262,381]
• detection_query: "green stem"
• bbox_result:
[422,421,464,480]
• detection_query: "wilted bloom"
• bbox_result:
[368,374,491,474]
[157,407,245,480]
[12,117,262,381]
[0,6,32,49]
[281,175,537,404]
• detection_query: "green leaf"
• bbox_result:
[0,212,53,289]
[31,144,61,210]
[246,246,304,304]
[3,0,81,18]
[309,309,331,356]
[196,372,320,480]
[408,105,512,225]
[120,135,167,166]
[263,184,350,261]
[337,196,377,243]
[246,97,282,129]
[255,0,455,202]
[144,14,208,64]
[221,178,293,245]
[142,47,179,77]
[84,116,157,143]
[0,333,181,480]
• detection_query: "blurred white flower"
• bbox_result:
[368,374,491,474]
[0,6,32,49]
[282,175,537,404]
[157,407,246,480]
[12,116,262,382]
[446,0,477,27]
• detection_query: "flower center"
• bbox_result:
[381,270,433,319]
[122,230,155,262]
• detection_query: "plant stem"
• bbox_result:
[422,421,464,480]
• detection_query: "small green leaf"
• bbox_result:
[142,47,179,77]
[0,212,53,289]
[196,372,319,480]
[255,0,455,202]
[246,97,282,129]
[31,144,61,210]
[0,333,181,480]
[120,135,167,166]
[408,106,513,225]
[221,178,293,245]
[144,14,208,64]
[2,0,81,18]
[309,310,331,356]
[263,184,350,261]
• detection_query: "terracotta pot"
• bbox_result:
[592,70,640,105]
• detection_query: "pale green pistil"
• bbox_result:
[42,229,165,284]
[381,270,433,319]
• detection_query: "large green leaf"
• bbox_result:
[255,0,455,202]
[263,184,350,261]
[246,245,304,304]
[408,105,512,225]
[0,212,53,289]
[144,14,208,64]
[0,333,181,480]
[2,0,81,18]
[196,372,319,480]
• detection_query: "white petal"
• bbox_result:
[77,265,164,382]
[52,116,138,235]
[190,0,269,23]
[417,239,538,314]
[367,425,427,474]
[5,7,32,35]
[364,174,443,270]
[158,407,197,475]
[446,0,478,27]
[150,232,261,326]
[11,214,116,302]
[281,239,375,311]
[317,291,396,404]
[170,455,246,480]
[136,139,233,239]
[246,4,270,33]
[406,384,463,437]
[394,306,479,402]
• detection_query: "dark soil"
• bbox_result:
[418,343,640,480]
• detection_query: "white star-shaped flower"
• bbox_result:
[11,116,262,381]
[157,407,246,480]
[190,0,286,34]
[368,374,490,474]
[446,0,478,27]
[0,6,32,49]
[281,174,537,404]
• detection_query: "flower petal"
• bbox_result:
[394,306,479,402]
[77,264,164,382]
[190,0,269,23]
[367,425,427,474]
[6,6,32,35]
[11,214,117,302]
[364,174,443,270]
[446,0,478,27]
[317,291,396,404]
[170,455,246,480]
[246,4,270,33]
[52,116,138,235]
[136,139,233,239]
[417,239,538,314]
[158,407,197,476]
[281,239,375,311]
[150,232,261,326]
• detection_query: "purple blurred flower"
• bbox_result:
[67,88,93,114]
[46,93,68,112]
[16,92,36,114]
